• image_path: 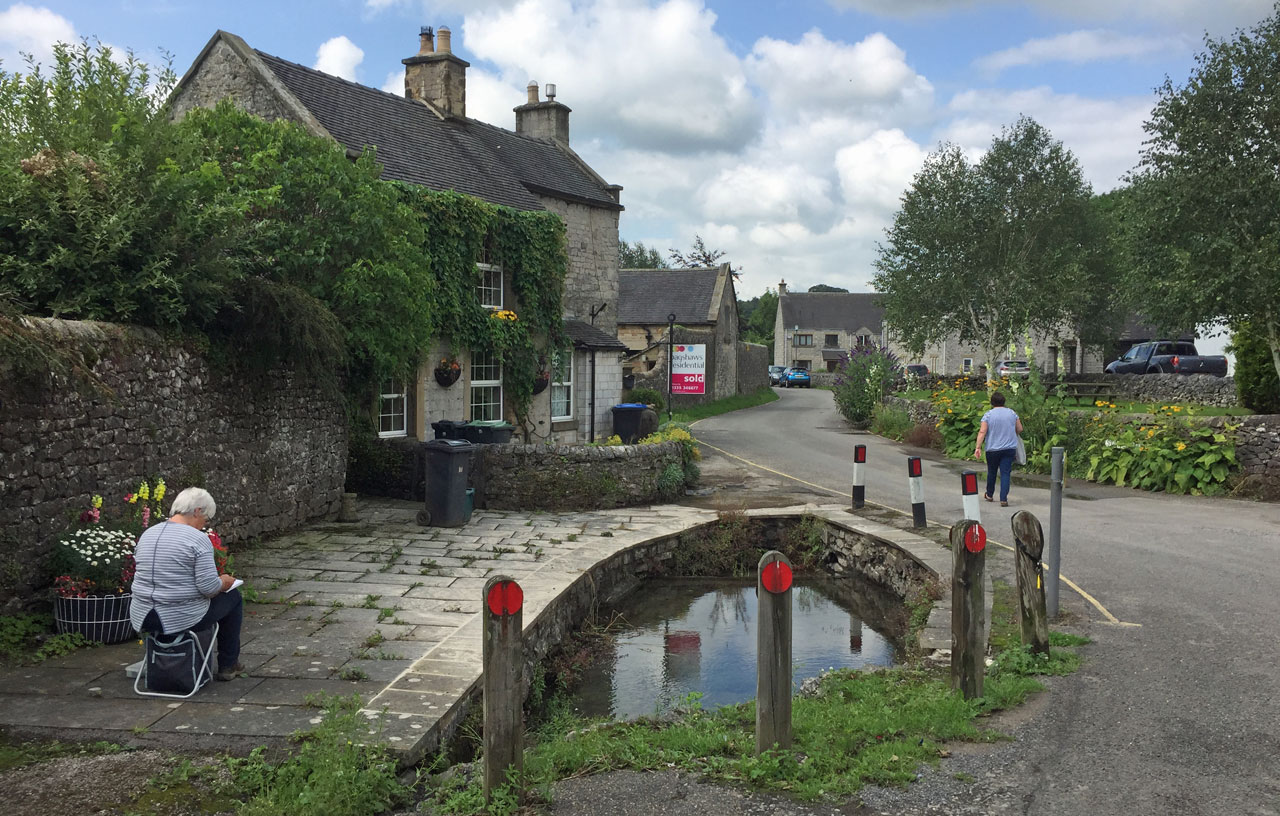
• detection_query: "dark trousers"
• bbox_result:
[985,447,1017,502]
[195,588,243,667]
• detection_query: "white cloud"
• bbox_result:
[975,29,1183,75]
[835,129,928,216]
[825,0,1274,35]
[746,30,934,123]
[941,86,1152,190]
[463,0,762,153]
[0,3,76,72]
[698,163,835,223]
[381,69,404,96]
[465,68,528,130]
[314,35,364,81]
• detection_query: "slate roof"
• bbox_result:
[251,49,621,213]
[565,319,628,351]
[780,292,885,333]
[617,268,722,325]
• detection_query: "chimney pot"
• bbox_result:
[545,83,557,101]
[526,80,539,104]
[418,26,434,55]
[437,25,452,53]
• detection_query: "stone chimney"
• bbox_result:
[777,279,787,295]
[514,80,571,144]
[403,25,469,117]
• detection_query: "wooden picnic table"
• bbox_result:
[1050,381,1117,406]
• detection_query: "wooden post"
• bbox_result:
[756,551,792,755]
[950,519,986,700]
[1011,511,1050,656]
[482,576,524,804]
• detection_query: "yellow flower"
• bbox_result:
[138,481,149,500]
[946,408,953,414]
[1176,441,1186,451]
[92,495,103,509]
[154,479,166,502]
[1147,429,1155,438]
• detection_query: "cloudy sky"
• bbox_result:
[2,0,1275,308]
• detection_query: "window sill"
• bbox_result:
[551,419,577,432]
[378,431,408,439]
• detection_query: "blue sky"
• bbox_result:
[2,0,1273,337]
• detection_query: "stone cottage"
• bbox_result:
[170,27,627,443]
[618,264,745,400]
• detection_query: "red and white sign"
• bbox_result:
[964,523,987,553]
[671,344,706,395]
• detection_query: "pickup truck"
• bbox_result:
[1104,341,1228,376]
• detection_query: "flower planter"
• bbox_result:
[434,367,461,387]
[54,592,134,644]
[532,374,550,395]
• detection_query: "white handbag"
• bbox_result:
[1015,435,1027,465]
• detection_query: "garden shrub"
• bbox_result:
[870,403,913,441]
[832,345,901,425]
[1229,322,1280,414]
[904,422,943,450]
[626,386,665,411]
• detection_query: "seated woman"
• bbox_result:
[130,487,243,681]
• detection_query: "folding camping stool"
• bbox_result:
[133,622,220,699]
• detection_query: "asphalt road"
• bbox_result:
[686,386,1280,815]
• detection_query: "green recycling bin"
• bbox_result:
[417,439,474,528]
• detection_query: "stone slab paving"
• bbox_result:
[0,498,956,762]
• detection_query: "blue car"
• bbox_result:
[782,367,811,388]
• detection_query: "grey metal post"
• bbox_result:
[1047,446,1063,618]
[667,313,676,421]
[756,551,792,754]
[483,576,524,805]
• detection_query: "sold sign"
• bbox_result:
[486,580,523,616]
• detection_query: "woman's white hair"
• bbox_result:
[170,487,216,521]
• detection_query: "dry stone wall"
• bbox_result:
[478,441,683,511]
[0,319,347,608]
[1095,373,1236,407]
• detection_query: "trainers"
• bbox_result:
[215,662,245,682]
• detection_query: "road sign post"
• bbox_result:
[756,551,793,755]
[950,519,986,700]
[960,470,980,523]
[1047,447,1064,618]
[907,456,926,528]
[483,576,524,804]
[1011,511,1050,656]
[852,444,867,509]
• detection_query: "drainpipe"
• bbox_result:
[589,349,597,442]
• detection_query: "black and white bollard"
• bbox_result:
[851,444,867,509]
[960,470,980,523]
[908,456,926,528]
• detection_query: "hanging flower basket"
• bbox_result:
[532,371,550,395]
[54,592,134,644]
[434,357,462,387]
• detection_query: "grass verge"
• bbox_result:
[671,387,778,424]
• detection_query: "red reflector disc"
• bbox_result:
[854,445,867,463]
[964,524,987,553]
[962,472,978,494]
[908,457,922,477]
[761,560,793,594]
[486,581,524,616]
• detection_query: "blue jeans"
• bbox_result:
[985,447,1017,502]
[195,588,242,667]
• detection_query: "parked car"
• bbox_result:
[903,363,929,379]
[1104,341,1228,376]
[768,365,787,386]
[995,360,1032,377]
[782,367,811,388]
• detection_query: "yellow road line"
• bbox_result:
[695,437,1138,627]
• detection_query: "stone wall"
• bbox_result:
[0,319,347,608]
[1215,415,1280,496]
[478,441,683,511]
[737,342,769,394]
[1096,372,1236,407]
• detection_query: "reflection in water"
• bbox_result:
[568,578,899,720]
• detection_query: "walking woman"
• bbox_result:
[973,391,1023,506]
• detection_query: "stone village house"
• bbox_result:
[171,26,628,443]
[772,280,1114,376]
[617,264,745,400]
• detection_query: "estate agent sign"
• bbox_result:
[671,344,706,395]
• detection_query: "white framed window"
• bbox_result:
[470,350,502,421]
[378,379,406,437]
[551,346,573,421]
[962,358,973,374]
[477,262,502,309]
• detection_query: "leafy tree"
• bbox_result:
[873,117,1104,372]
[1126,5,1280,390]
[669,234,741,278]
[619,240,667,269]
[807,284,849,293]
[739,288,778,350]
[1228,321,1280,413]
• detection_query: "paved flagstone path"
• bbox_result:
[0,498,951,762]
